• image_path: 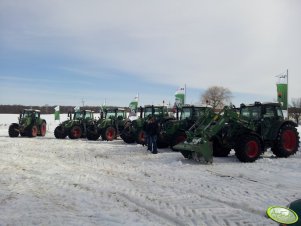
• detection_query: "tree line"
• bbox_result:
[0,105,104,114]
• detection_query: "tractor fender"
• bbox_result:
[270,120,297,140]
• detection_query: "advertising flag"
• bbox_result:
[175,86,185,107]
[276,72,288,110]
[129,94,139,113]
[54,106,60,120]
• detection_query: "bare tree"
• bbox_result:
[201,86,232,110]
[289,98,301,124]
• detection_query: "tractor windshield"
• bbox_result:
[106,111,116,119]
[240,106,261,121]
[180,108,192,120]
[84,112,93,119]
[144,107,164,118]
[73,112,84,120]
[116,111,125,119]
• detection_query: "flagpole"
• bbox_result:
[184,84,186,105]
[287,69,289,118]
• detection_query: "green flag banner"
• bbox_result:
[277,84,288,110]
[54,106,60,120]
[175,87,185,107]
[129,95,139,113]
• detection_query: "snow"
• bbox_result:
[0,114,300,226]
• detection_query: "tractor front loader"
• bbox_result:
[174,102,299,163]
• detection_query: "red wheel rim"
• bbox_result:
[41,123,46,136]
[139,131,145,142]
[282,130,297,151]
[72,128,81,138]
[175,134,187,145]
[106,128,115,141]
[246,140,259,158]
[32,126,38,136]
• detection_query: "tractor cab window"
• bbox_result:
[74,112,83,120]
[180,108,192,120]
[276,107,284,118]
[153,107,163,116]
[84,112,93,119]
[240,106,261,121]
[144,108,153,118]
[263,106,276,118]
[34,112,39,118]
[116,111,124,119]
[106,111,116,119]
[194,108,206,118]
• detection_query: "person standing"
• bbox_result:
[146,115,159,154]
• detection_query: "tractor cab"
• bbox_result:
[72,110,94,121]
[103,107,126,120]
[143,105,169,120]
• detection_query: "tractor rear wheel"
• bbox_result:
[212,137,231,157]
[69,126,82,139]
[272,124,299,157]
[54,126,67,139]
[86,125,100,140]
[136,129,146,145]
[235,135,262,162]
[171,131,187,151]
[102,126,116,141]
[8,123,19,137]
[120,122,135,143]
[29,125,38,137]
[39,121,47,136]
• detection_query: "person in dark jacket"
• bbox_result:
[145,116,159,154]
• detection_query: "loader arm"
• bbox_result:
[173,106,242,163]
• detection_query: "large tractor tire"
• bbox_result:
[39,121,47,137]
[272,124,300,158]
[102,126,116,141]
[8,123,19,137]
[135,129,146,145]
[235,135,262,162]
[86,125,100,141]
[54,126,67,139]
[212,137,231,157]
[69,126,82,139]
[29,125,38,137]
[120,122,135,143]
[170,131,187,151]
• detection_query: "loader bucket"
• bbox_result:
[174,140,213,163]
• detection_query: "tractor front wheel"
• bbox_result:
[54,126,67,139]
[136,129,146,145]
[29,125,38,137]
[39,121,47,137]
[212,137,231,157]
[86,125,100,141]
[69,126,82,139]
[272,124,299,157]
[171,131,187,151]
[235,135,262,162]
[102,126,116,141]
[8,123,19,137]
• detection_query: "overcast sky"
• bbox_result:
[0,0,300,107]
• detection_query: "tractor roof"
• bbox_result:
[182,104,212,108]
[240,101,281,108]
[24,109,40,112]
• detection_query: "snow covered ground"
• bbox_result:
[0,114,300,226]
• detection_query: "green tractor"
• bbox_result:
[54,110,95,139]
[86,107,127,141]
[160,105,213,150]
[174,102,300,163]
[120,105,173,146]
[8,109,47,137]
